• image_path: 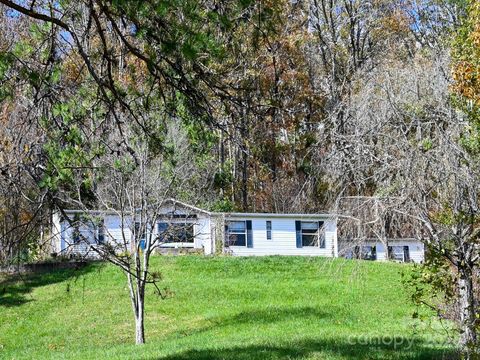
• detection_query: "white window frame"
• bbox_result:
[389,246,409,262]
[300,221,325,248]
[227,220,247,247]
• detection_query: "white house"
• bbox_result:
[51,199,424,262]
[51,199,338,258]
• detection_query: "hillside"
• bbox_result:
[0,256,455,359]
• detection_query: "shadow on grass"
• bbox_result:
[174,306,333,338]
[214,306,332,325]
[0,262,97,307]
[155,337,458,360]
[165,306,457,359]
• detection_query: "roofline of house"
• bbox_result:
[55,199,336,219]
[338,237,421,242]
[219,212,337,219]
[164,198,212,215]
[55,198,212,216]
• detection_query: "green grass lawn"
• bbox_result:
[0,256,456,359]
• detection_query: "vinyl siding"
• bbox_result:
[51,212,62,253]
[195,216,212,254]
[104,215,132,248]
[227,217,337,257]
[57,211,210,256]
[58,214,133,256]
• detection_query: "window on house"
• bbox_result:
[353,245,360,259]
[388,246,410,262]
[72,225,81,244]
[403,246,410,262]
[266,221,272,240]
[301,221,325,247]
[158,223,194,243]
[169,224,194,243]
[361,246,376,260]
[72,214,81,244]
[226,221,247,246]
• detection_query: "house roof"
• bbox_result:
[220,212,336,219]
[58,199,336,219]
[163,198,212,215]
[58,198,211,216]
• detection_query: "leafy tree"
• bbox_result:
[0,0,272,344]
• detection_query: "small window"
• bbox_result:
[72,226,81,244]
[226,221,246,246]
[403,246,410,262]
[266,221,272,240]
[362,246,376,260]
[353,245,360,259]
[72,214,81,244]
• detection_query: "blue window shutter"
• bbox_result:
[295,221,302,248]
[246,220,253,248]
[318,221,325,248]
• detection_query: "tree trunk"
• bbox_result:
[458,266,477,359]
[135,299,145,344]
[242,147,248,211]
[134,280,146,345]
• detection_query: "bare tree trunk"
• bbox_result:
[242,147,248,211]
[458,265,477,359]
[135,305,145,344]
[127,270,146,345]
[135,282,146,345]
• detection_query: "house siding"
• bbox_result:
[227,217,337,257]
[51,212,62,253]
[195,216,212,253]
[104,215,132,248]
[52,204,342,258]
[375,241,424,263]
[338,239,425,263]
[56,211,210,256]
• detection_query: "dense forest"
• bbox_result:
[1,0,480,357]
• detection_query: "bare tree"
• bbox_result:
[337,196,417,260]
[54,122,215,344]
[327,45,479,356]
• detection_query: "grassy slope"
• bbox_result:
[0,256,456,360]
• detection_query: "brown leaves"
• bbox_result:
[452,1,480,106]
[452,61,480,105]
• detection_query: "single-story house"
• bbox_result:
[51,199,424,262]
[51,199,339,258]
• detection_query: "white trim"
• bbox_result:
[224,213,335,219]
[226,220,248,247]
[300,221,325,249]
